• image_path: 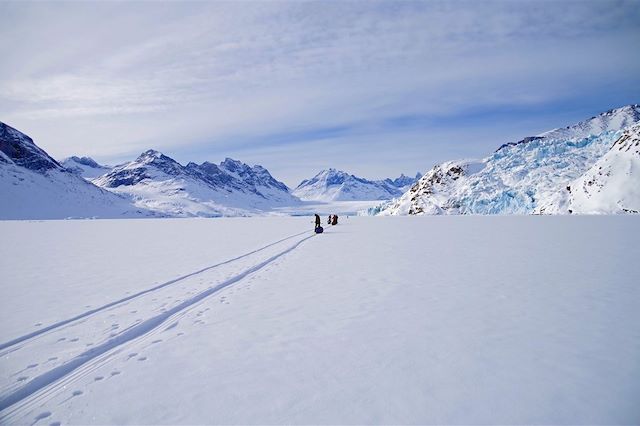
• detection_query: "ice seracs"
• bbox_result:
[378,104,640,216]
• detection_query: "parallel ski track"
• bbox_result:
[0,231,316,415]
[0,229,310,353]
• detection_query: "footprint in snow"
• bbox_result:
[111,371,121,376]
[57,337,66,342]
[130,310,137,314]
[151,339,162,344]
[49,422,61,426]
[70,338,79,342]
[27,363,38,369]
[164,322,178,331]
[94,376,104,381]
[47,357,58,361]
[30,411,51,426]
[17,376,28,382]
[34,323,42,327]
[72,390,83,397]
[127,352,138,359]
[137,356,147,361]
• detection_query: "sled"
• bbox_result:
[315,226,324,234]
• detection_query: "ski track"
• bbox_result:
[0,228,320,421]
[0,229,310,353]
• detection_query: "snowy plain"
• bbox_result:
[1,216,639,424]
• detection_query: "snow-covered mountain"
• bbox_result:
[377,104,640,216]
[293,169,405,201]
[566,123,640,214]
[61,156,112,179]
[383,172,423,192]
[93,151,299,217]
[0,122,154,220]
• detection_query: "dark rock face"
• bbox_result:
[496,136,544,152]
[0,122,62,172]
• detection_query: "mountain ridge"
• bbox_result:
[293,168,420,202]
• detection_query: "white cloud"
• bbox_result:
[0,0,638,183]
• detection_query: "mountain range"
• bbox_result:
[92,151,300,217]
[292,169,421,202]
[0,122,154,220]
[2,104,639,219]
[1,121,415,219]
[376,104,640,216]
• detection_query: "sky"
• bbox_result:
[1,1,639,187]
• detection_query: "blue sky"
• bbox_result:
[1,0,639,186]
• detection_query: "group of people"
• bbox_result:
[314,213,339,230]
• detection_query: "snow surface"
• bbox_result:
[1,216,639,424]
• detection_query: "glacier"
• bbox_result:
[378,104,640,216]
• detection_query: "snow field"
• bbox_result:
[1,216,639,424]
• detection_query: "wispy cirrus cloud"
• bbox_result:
[1,0,639,184]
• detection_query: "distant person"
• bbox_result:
[331,214,338,225]
[314,214,321,229]
[328,215,332,225]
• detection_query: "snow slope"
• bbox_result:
[567,123,640,214]
[1,216,639,424]
[93,151,300,217]
[0,122,153,220]
[61,156,112,179]
[378,104,640,216]
[293,168,403,201]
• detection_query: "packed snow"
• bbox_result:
[1,216,639,424]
